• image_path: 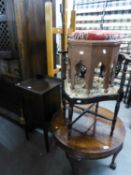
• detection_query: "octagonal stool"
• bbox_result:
[68,40,120,93]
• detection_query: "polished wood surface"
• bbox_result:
[68,40,120,92]
[16,77,61,152]
[16,77,61,95]
[51,107,125,160]
[14,0,56,79]
[14,0,31,78]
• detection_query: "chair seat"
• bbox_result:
[64,78,119,100]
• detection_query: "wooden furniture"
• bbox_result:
[54,51,128,173]
[0,0,57,122]
[125,75,131,107]
[16,77,61,152]
[13,0,56,79]
[51,107,125,174]
[117,53,131,107]
[68,40,120,93]
[61,53,129,139]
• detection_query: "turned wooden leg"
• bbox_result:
[70,66,76,89]
[68,103,74,137]
[93,102,99,134]
[43,127,49,152]
[25,121,35,141]
[66,153,84,175]
[110,144,123,169]
[110,94,122,136]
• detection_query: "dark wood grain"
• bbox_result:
[13,0,31,79]
[25,0,47,77]
[51,107,125,160]
[13,0,52,79]
[16,77,61,152]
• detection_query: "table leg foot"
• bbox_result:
[110,144,123,170]
[110,162,116,170]
[66,153,85,175]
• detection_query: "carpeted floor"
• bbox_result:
[0,101,131,175]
